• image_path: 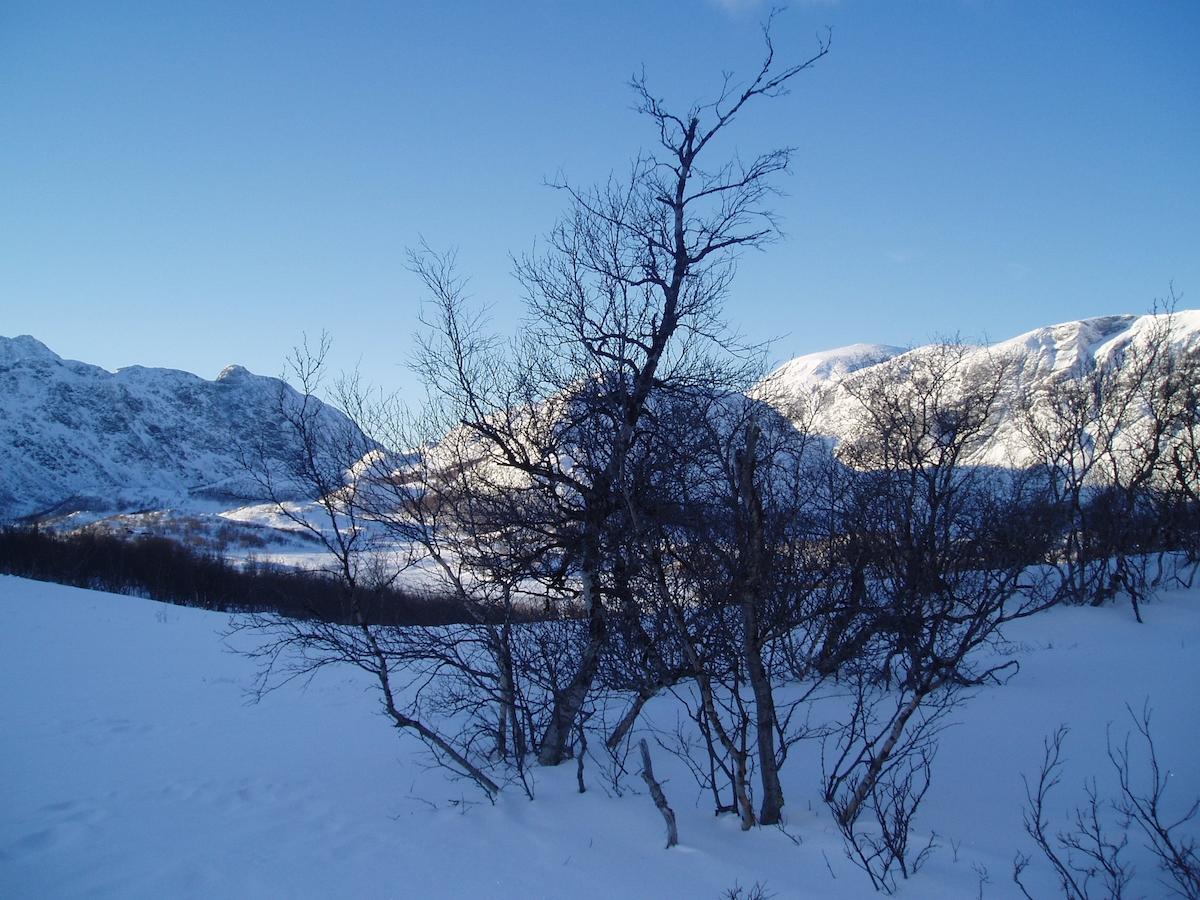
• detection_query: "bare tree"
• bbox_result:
[1165,344,1200,570]
[638,737,679,849]
[1013,725,1132,900]
[1014,707,1198,900]
[1089,310,1195,618]
[413,19,830,768]
[350,387,581,795]
[500,369,832,829]
[822,343,1052,887]
[233,339,503,799]
[1017,350,1128,607]
[1110,705,1200,899]
[1016,306,1199,615]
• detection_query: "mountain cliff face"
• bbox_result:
[0,336,365,521]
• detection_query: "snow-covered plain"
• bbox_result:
[2,575,1197,898]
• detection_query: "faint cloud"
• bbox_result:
[707,0,839,15]
[887,250,913,265]
[708,0,765,14]
[1006,262,1031,281]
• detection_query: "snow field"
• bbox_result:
[1,575,1197,898]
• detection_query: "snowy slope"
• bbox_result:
[763,311,1200,464]
[763,342,904,395]
[0,336,368,521]
[2,575,1197,898]
[3,311,1196,525]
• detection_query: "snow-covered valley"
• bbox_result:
[2,575,1197,898]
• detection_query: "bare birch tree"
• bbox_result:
[822,344,1052,888]
[413,20,830,767]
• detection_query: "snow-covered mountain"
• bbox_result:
[761,311,1200,465]
[763,341,905,394]
[0,335,366,522]
[3,312,1196,525]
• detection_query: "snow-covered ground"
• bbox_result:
[2,575,1197,898]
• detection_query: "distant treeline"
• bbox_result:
[0,527,483,626]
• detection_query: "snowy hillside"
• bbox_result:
[764,342,904,394]
[0,336,368,522]
[762,311,1200,465]
[2,575,1197,898]
[3,312,1196,531]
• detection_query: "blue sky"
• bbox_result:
[2,1,1197,394]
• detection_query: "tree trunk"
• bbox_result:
[639,739,679,849]
[837,689,926,828]
[539,552,605,765]
[607,686,655,752]
[745,618,783,824]
[668,603,756,829]
[737,423,785,825]
[496,627,525,761]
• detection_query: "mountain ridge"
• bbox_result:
[763,311,1200,466]
[0,334,364,521]
[3,311,1197,524]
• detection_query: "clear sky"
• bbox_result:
[2,1,1197,396]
